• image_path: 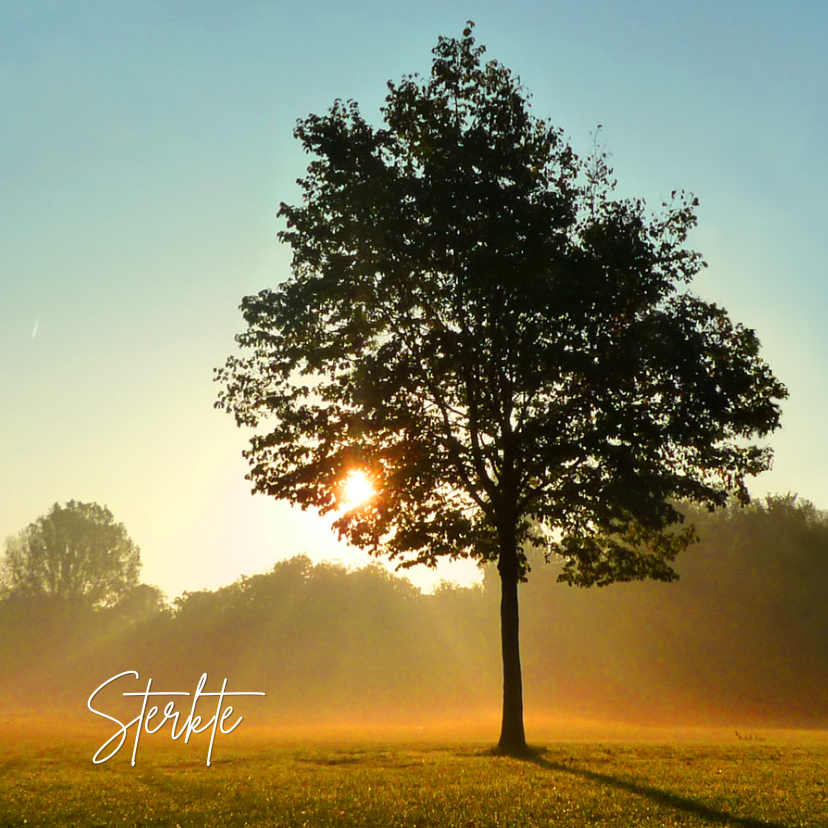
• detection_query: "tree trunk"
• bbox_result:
[497,533,528,755]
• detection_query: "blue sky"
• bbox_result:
[2,0,826,599]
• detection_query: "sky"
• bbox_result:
[2,0,826,601]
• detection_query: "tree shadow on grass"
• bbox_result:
[520,749,789,828]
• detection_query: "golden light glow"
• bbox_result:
[341,470,374,510]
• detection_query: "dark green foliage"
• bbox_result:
[216,25,785,586]
[213,25,787,750]
[1,501,141,609]
[216,23,786,750]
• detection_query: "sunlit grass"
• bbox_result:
[1,719,826,826]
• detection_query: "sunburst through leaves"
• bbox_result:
[341,470,374,511]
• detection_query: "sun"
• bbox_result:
[341,470,374,510]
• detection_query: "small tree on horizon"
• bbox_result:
[215,24,786,754]
[1,501,141,611]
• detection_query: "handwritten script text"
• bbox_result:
[87,671,265,766]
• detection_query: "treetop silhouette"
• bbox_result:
[1,500,141,610]
[215,23,786,753]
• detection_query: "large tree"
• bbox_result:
[1,501,141,609]
[216,25,786,753]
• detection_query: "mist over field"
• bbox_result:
[2,497,826,733]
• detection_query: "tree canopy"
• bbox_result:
[1,500,141,609]
[215,24,786,753]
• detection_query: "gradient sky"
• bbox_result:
[2,0,826,600]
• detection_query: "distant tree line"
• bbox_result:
[1,495,827,727]
[517,495,828,726]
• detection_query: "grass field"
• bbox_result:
[1,717,826,827]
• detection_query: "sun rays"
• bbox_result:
[340,470,375,511]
